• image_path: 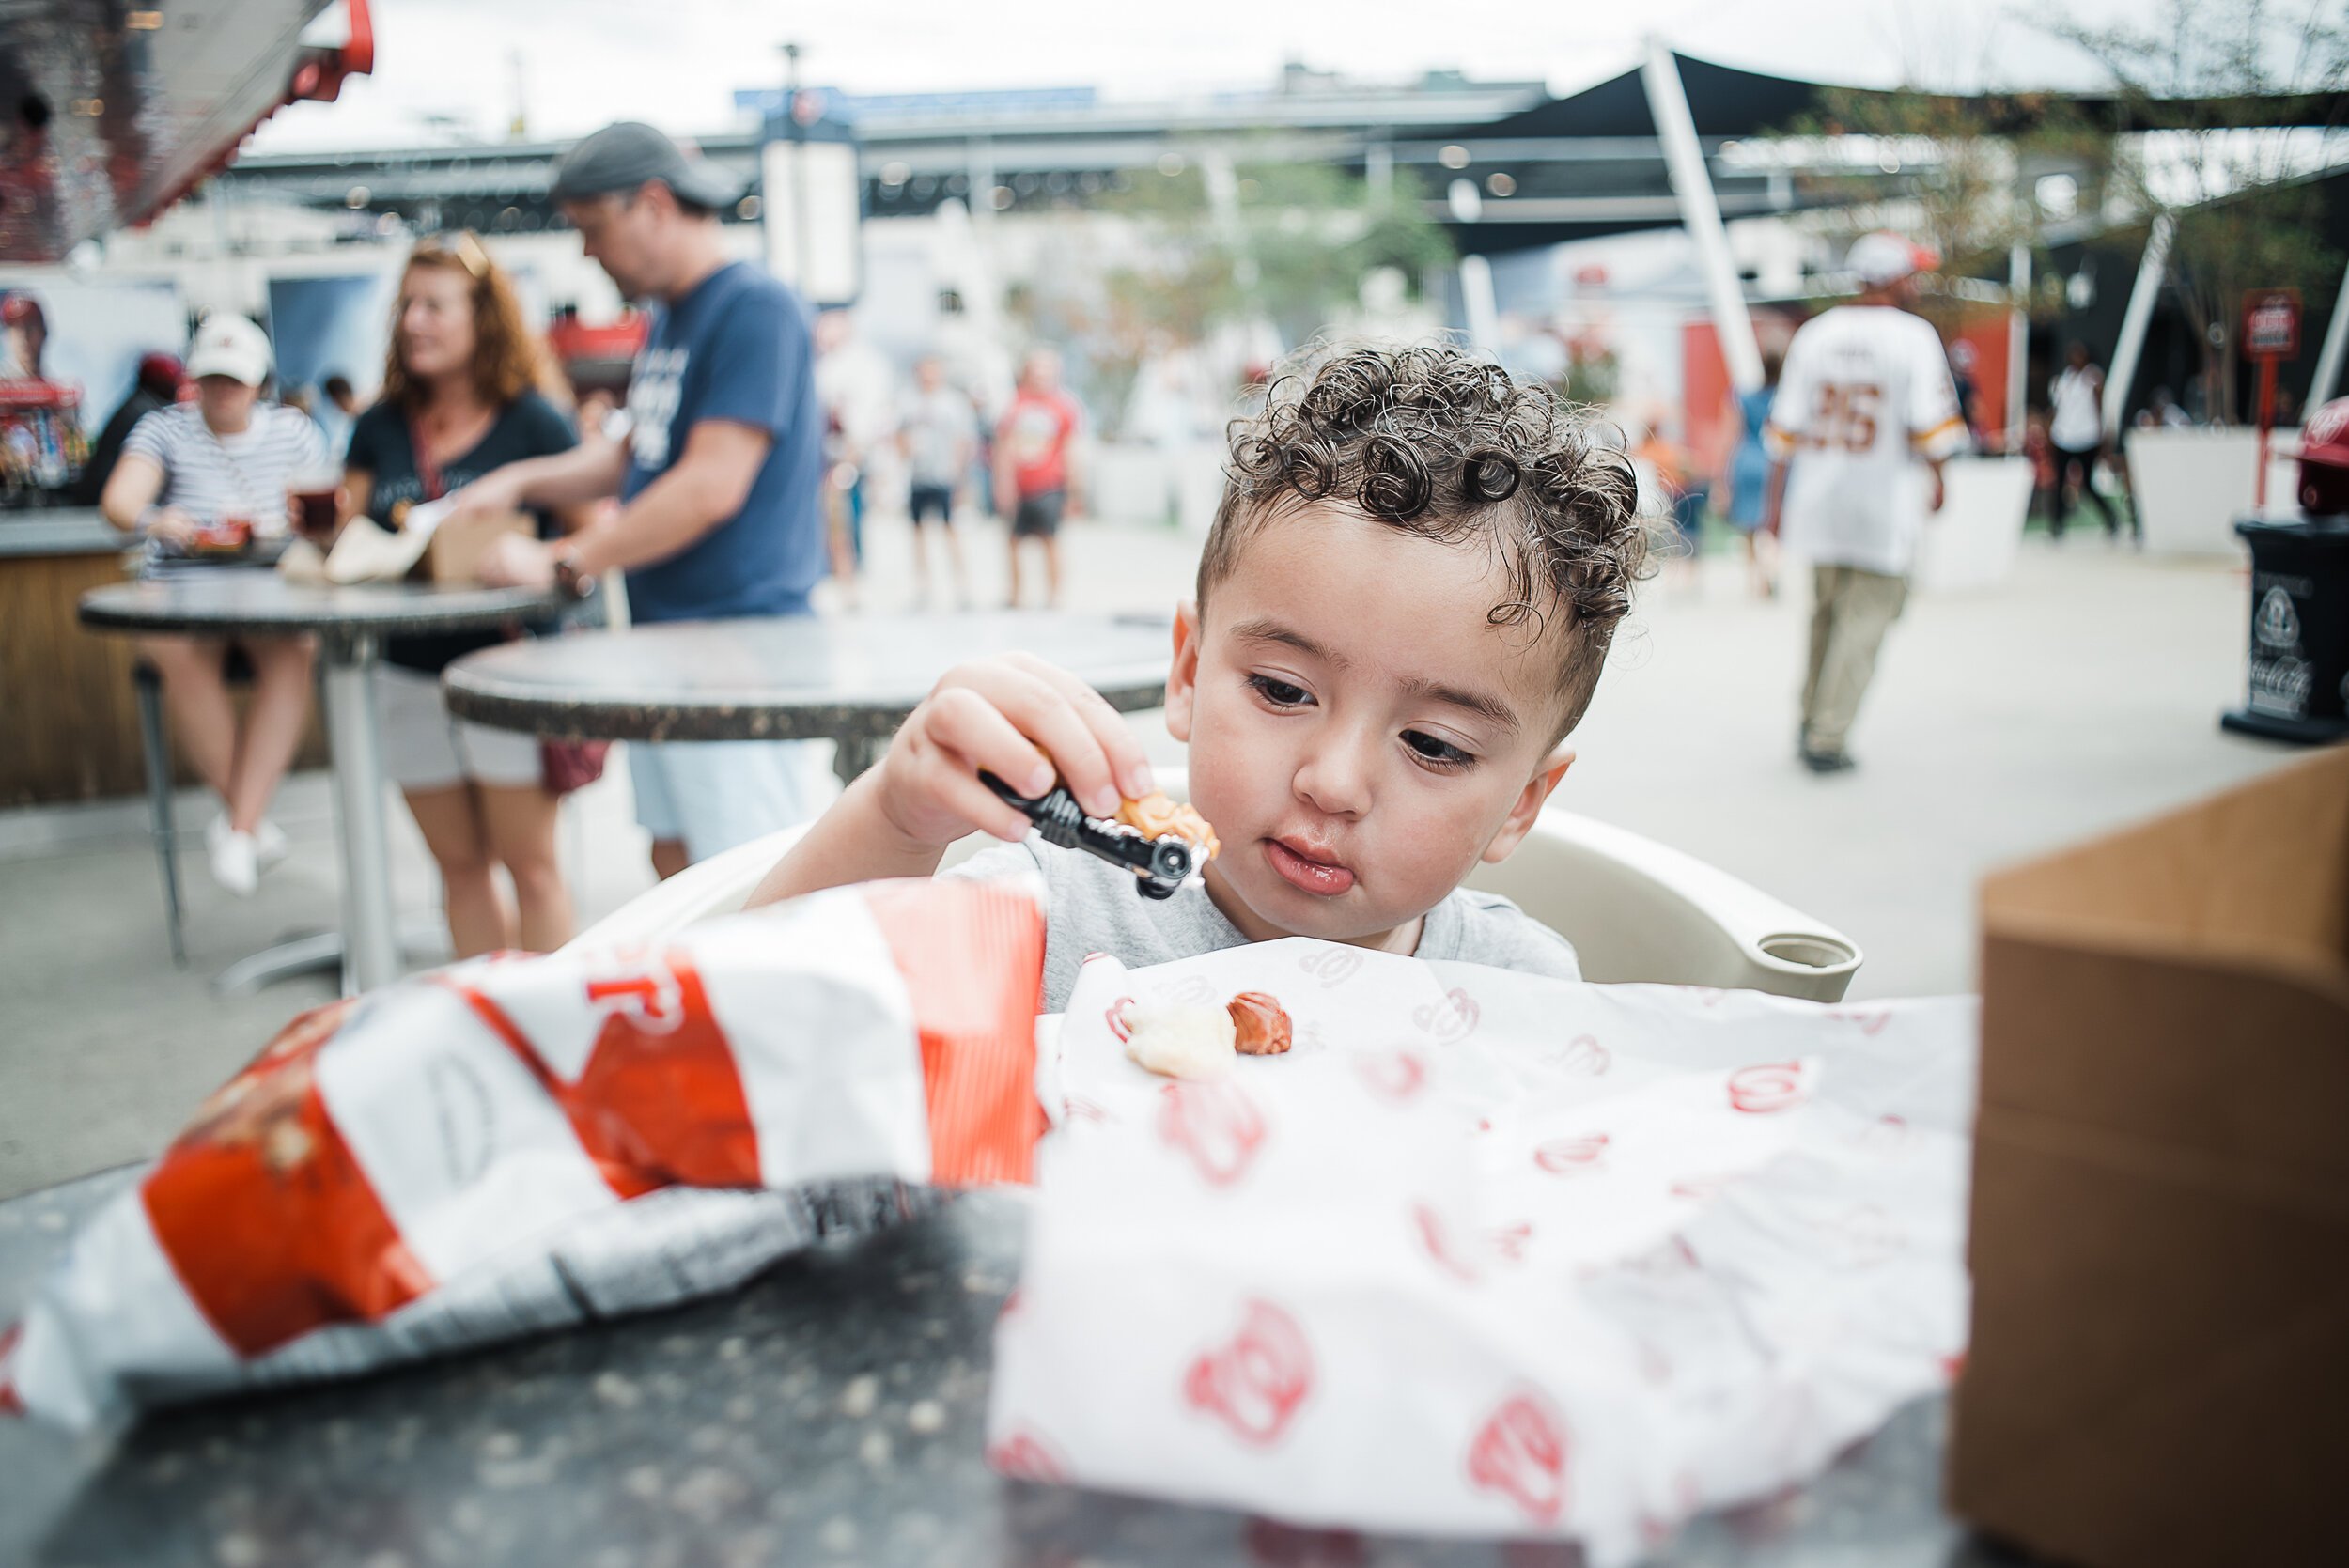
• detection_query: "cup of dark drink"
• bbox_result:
[290,468,342,541]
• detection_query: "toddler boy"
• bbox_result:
[750,341,1648,1009]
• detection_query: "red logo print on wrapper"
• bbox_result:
[1548,1034,1610,1077]
[986,1425,1070,1483]
[1410,1202,1482,1283]
[456,949,759,1198]
[1726,1060,1809,1115]
[1532,1132,1610,1174]
[1466,1388,1570,1527]
[1298,946,1363,988]
[1158,1078,1268,1187]
[1412,986,1481,1044]
[1352,1046,1427,1104]
[1184,1299,1313,1447]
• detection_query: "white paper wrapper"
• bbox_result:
[988,940,1974,1564]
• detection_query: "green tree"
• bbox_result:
[2052,0,2349,423]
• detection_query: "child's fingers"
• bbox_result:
[955,664,1123,817]
[1004,654,1156,802]
[918,744,1035,841]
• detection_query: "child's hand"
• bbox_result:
[876,653,1156,849]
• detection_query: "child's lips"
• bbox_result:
[1264,836,1356,896]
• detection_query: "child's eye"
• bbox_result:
[1246,674,1313,708]
[1401,729,1474,770]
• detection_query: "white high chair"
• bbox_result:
[568,769,1861,1002]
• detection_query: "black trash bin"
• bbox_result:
[2221,511,2349,743]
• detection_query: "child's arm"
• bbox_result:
[746,652,1157,908]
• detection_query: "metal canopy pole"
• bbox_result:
[2104,213,2172,435]
[2305,253,2349,411]
[1641,36,1764,394]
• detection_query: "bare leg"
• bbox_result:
[1005,533,1025,610]
[478,782,573,953]
[651,837,692,881]
[911,521,931,600]
[141,635,238,800]
[1042,535,1064,610]
[225,635,316,833]
[406,783,513,957]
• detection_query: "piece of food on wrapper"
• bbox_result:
[1227,990,1292,1056]
[0,877,1046,1432]
[1118,992,1293,1077]
[1122,1001,1237,1079]
[1115,792,1221,861]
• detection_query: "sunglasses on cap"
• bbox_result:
[411,230,491,279]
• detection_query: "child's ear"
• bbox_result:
[1165,598,1203,744]
[1481,746,1575,864]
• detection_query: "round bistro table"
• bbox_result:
[442,610,1174,786]
[80,571,562,995]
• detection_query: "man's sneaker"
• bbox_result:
[253,818,290,869]
[206,815,260,896]
[1800,749,1858,775]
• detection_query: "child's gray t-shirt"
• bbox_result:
[944,839,1581,1013]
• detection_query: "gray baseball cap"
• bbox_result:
[550,121,742,211]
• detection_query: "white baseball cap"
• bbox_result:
[1846,231,1940,287]
[186,313,273,386]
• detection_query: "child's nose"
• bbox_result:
[1293,746,1373,818]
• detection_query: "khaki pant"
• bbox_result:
[1800,564,1909,755]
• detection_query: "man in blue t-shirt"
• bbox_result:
[457,121,826,877]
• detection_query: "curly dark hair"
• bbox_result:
[1199,340,1648,741]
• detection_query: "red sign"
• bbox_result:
[2244,289,2301,360]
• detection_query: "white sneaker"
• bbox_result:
[253,818,289,869]
[207,815,259,896]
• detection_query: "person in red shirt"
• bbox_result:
[993,348,1084,609]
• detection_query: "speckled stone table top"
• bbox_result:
[442,611,1174,744]
[80,573,562,646]
[0,1165,2021,1568]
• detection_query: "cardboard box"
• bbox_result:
[421,508,532,585]
[1952,747,2349,1566]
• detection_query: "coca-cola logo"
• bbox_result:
[1466,1389,1569,1526]
[1726,1061,1807,1114]
[1413,987,1481,1043]
[1351,1046,1426,1103]
[1061,1094,1109,1125]
[1824,1006,1890,1036]
[1298,947,1364,988]
[1548,1035,1610,1077]
[1105,997,1137,1041]
[986,1425,1069,1483]
[1184,1299,1313,1447]
[1158,1079,1268,1186]
[1532,1132,1610,1174]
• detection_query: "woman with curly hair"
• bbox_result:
[750,338,1652,1012]
[339,232,589,956]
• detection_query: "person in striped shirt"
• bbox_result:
[1763,233,1970,775]
[100,314,326,894]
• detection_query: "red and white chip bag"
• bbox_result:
[0,877,1046,1430]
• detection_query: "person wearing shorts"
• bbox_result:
[898,354,973,604]
[993,347,1083,609]
[453,122,830,877]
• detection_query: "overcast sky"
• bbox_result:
[250,0,2158,153]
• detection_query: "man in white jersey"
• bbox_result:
[1764,231,1968,773]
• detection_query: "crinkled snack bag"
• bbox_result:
[1,877,1046,1431]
